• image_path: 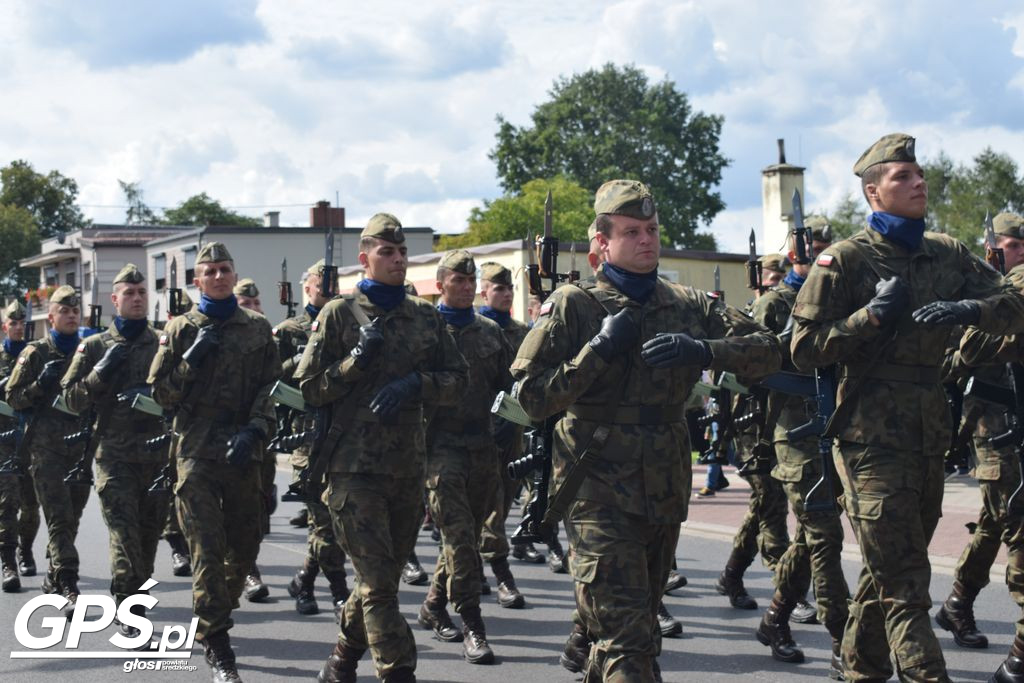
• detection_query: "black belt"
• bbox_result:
[431,416,490,435]
[567,403,686,425]
[842,363,941,384]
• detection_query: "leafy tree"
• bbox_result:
[118,180,157,225]
[0,205,42,297]
[820,194,868,241]
[0,160,89,238]
[490,63,728,249]
[160,192,261,227]
[438,177,593,250]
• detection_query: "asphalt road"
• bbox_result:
[0,461,1018,682]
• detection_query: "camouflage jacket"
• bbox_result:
[6,336,81,456]
[510,267,781,524]
[0,347,19,463]
[501,317,530,353]
[791,227,1024,455]
[148,306,280,461]
[62,324,165,462]
[273,310,316,462]
[294,290,468,477]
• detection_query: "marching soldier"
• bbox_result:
[295,214,467,683]
[149,242,281,682]
[234,278,263,315]
[61,264,168,634]
[759,254,787,290]
[791,133,1024,682]
[512,180,781,682]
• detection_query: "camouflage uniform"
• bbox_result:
[295,214,468,680]
[791,136,1024,682]
[148,244,280,642]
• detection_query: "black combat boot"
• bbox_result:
[203,630,241,683]
[479,563,491,595]
[935,580,988,648]
[288,558,320,615]
[791,596,818,624]
[289,507,309,528]
[459,606,495,664]
[17,545,35,576]
[41,565,58,594]
[166,534,191,577]
[756,596,805,663]
[57,569,80,620]
[489,557,525,609]
[546,537,568,574]
[664,569,687,593]
[716,552,758,610]
[317,641,364,683]
[511,542,544,564]
[992,636,1024,683]
[657,601,682,637]
[417,582,462,642]
[1,545,20,592]
[829,638,845,681]
[324,569,350,624]
[382,667,416,682]
[401,551,428,586]
[560,623,591,673]
[243,562,269,602]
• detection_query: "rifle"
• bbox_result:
[791,189,813,265]
[0,379,20,475]
[62,405,96,486]
[985,210,1005,274]
[319,223,338,300]
[695,375,734,466]
[87,305,103,332]
[266,380,330,503]
[943,380,978,475]
[746,228,764,295]
[965,366,1024,513]
[167,257,189,317]
[124,391,178,496]
[278,258,298,319]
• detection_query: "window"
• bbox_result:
[83,263,91,292]
[184,246,197,284]
[44,265,57,286]
[65,270,75,287]
[154,254,166,291]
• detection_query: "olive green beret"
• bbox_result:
[853,133,916,177]
[994,212,1024,239]
[586,219,598,241]
[196,241,233,264]
[594,179,656,219]
[438,249,476,276]
[113,263,145,285]
[50,285,79,307]
[3,299,25,320]
[361,213,404,244]
[233,278,259,297]
[759,253,788,274]
[479,261,511,286]
[806,215,833,243]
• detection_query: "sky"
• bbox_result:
[1,0,1022,253]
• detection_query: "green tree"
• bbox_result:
[0,205,42,297]
[490,63,728,250]
[160,192,261,227]
[0,160,89,238]
[820,194,868,241]
[438,177,593,251]
[118,180,157,225]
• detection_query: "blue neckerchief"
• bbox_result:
[199,293,238,320]
[357,279,406,312]
[868,211,926,252]
[305,304,321,319]
[478,306,511,328]
[3,339,25,357]
[602,262,658,303]
[437,303,475,329]
[114,316,147,340]
[50,329,79,356]
[783,270,806,292]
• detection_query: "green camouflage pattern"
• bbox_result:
[730,467,789,573]
[272,310,316,469]
[0,346,39,551]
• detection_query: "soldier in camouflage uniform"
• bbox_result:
[149,242,281,682]
[61,264,168,635]
[295,214,467,683]
[791,133,1024,682]
[416,251,513,664]
[512,180,781,682]
[6,286,85,617]
[277,260,351,618]
[0,300,34,592]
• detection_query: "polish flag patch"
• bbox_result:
[539,301,554,317]
[159,335,169,346]
[77,343,87,353]
[311,320,320,332]
[816,254,834,267]
[706,291,720,299]
[17,355,26,365]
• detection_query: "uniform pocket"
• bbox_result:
[570,551,599,585]
[771,461,805,483]
[974,463,1001,481]
[845,492,884,520]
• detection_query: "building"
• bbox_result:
[761,138,806,254]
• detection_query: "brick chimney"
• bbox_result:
[310,201,345,228]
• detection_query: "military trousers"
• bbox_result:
[328,472,422,679]
[566,498,675,683]
[834,442,950,682]
[0,473,21,547]
[306,477,346,575]
[174,457,262,640]
[478,432,522,563]
[259,452,276,537]
[952,442,1024,640]
[30,446,90,575]
[426,441,498,613]
[733,468,790,572]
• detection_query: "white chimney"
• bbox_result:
[263,211,280,228]
[761,139,805,254]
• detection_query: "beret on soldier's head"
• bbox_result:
[594,179,656,219]
[994,212,1024,239]
[113,263,145,285]
[438,249,476,276]
[233,278,259,297]
[196,241,233,264]
[3,299,25,320]
[479,261,512,286]
[806,215,833,243]
[586,219,598,241]
[50,285,79,308]
[305,259,325,279]
[361,213,404,244]
[759,253,788,274]
[853,133,916,177]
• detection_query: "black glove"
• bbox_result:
[183,325,221,367]
[350,321,384,370]
[117,385,152,404]
[37,359,65,391]
[641,332,713,369]
[225,425,263,467]
[369,373,421,420]
[94,343,130,382]
[865,277,910,327]
[911,300,981,326]
[588,309,639,362]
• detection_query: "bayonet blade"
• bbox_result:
[325,227,335,267]
[570,242,577,273]
[985,210,996,250]
[792,189,805,231]
[169,257,177,288]
[281,258,287,282]
[748,228,757,262]
[714,265,721,293]
[544,190,553,239]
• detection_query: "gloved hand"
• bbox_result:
[641,332,713,369]
[350,321,384,370]
[94,343,130,382]
[588,309,639,363]
[183,325,221,367]
[911,300,981,326]
[225,425,263,467]
[37,359,65,391]
[865,277,910,327]
[117,385,152,404]
[369,373,421,420]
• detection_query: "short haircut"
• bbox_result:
[595,214,614,237]
[360,236,382,253]
[436,265,453,282]
[860,162,890,203]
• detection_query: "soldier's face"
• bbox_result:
[303,274,330,309]
[49,304,80,335]
[866,162,928,219]
[3,318,24,341]
[997,235,1024,271]
[439,271,477,309]
[598,215,660,274]
[481,281,513,313]
[112,282,148,320]
[762,270,783,287]
[360,242,407,286]
[195,261,237,300]
[237,295,263,313]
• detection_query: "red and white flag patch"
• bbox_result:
[17,355,26,365]
[539,301,554,317]
[311,320,320,332]
[77,342,87,353]
[816,254,834,267]
[159,335,169,346]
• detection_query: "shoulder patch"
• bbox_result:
[816,254,834,267]
[17,355,26,365]
[272,326,280,336]
[77,342,87,353]
[706,291,720,299]
[311,320,320,332]
[539,301,554,317]
[159,334,169,346]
